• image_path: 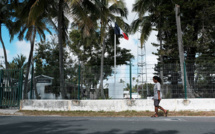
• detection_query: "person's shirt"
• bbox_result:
[154,82,162,99]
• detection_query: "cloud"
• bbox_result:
[0,48,10,67]
[6,40,31,62]
[15,40,31,57]
[0,47,6,57]
[0,47,10,60]
[124,0,138,24]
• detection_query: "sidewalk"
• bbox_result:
[1,109,215,117]
[0,109,22,115]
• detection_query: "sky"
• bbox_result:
[0,0,159,83]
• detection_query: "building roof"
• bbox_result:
[35,75,54,80]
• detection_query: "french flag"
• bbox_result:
[114,23,129,40]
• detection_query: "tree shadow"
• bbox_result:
[0,119,87,134]
[88,129,179,134]
[0,117,180,134]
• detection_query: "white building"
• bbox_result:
[123,91,141,99]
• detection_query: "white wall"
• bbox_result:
[36,83,55,99]
[25,83,63,100]
[20,99,215,112]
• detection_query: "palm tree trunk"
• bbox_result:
[23,27,36,99]
[98,37,106,99]
[0,25,8,69]
[94,69,99,99]
[58,0,66,99]
[158,20,164,84]
[175,5,194,98]
[33,77,41,99]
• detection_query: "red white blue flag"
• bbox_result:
[114,23,129,40]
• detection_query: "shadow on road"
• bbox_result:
[88,129,179,134]
[0,119,87,134]
[0,118,179,134]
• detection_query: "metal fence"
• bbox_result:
[0,69,23,108]
[23,62,215,100]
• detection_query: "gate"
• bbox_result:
[0,69,23,108]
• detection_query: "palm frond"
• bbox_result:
[109,6,128,18]
[25,26,33,41]
[115,17,130,33]
[132,0,153,17]
[28,0,46,25]
[130,18,143,34]
[140,18,152,47]
[36,27,46,42]
[18,26,27,40]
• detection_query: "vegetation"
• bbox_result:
[0,0,214,99]
[131,0,215,98]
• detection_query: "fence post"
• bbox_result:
[183,61,187,99]
[130,60,132,99]
[0,70,2,106]
[30,64,34,99]
[78,64,81,100]
[18,69,23,108]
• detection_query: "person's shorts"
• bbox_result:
[154,99,160,107]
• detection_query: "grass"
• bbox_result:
[14,110,215,117]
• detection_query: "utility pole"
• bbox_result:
[175,4,194,98]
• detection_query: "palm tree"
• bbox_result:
[0,0,14,69]
[131,0,165,88]
[14,0,52,99]
[29,0,129,99]
[58,0,70,99]
[11,54,27,69]
[131,0,153,46]
[131,0,196,97]
[29,0,72,99]
[71,0,129,99]
[96,0,129,99]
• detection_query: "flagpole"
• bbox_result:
[114,33,116,98]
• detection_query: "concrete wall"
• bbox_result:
[20,99,215,112]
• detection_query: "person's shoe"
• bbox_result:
[151,114,158,117]
[164,110,169,117]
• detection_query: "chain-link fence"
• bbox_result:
[23,62,215,100]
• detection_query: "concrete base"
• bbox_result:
[0,109,19,115]
[20,99,215,112]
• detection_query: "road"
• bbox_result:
[0,116,215,134]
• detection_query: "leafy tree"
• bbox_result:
[35,37,72,98]
[131,0,215,98]
[69,27,133,99]
[29,0,88,99]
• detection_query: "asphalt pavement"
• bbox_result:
[0,116,215,134]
